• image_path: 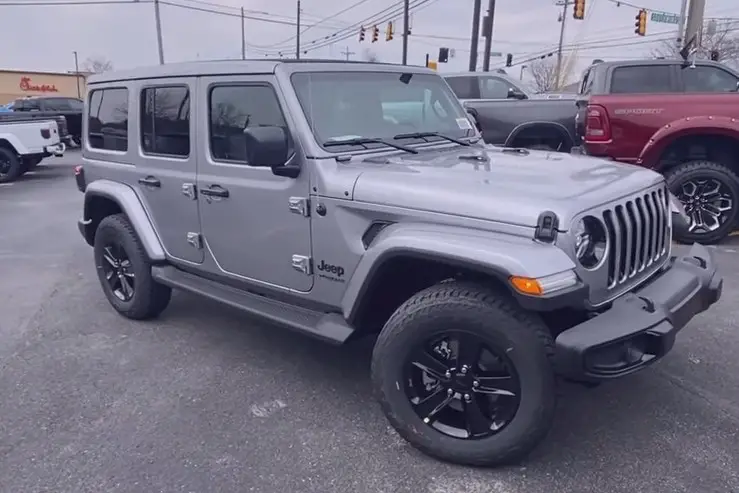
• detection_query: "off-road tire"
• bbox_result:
[371,280,556,467]
[664,160,739,245]
[93,213,172,320]
[0,147,22,183]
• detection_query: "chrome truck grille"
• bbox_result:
[602,185,670,291]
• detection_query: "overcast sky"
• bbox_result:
[1,0,737,85]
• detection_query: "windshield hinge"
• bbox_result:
[535,211,559,243]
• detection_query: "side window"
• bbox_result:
[140,86,190,157]
[19,99,40,111]
[209,85,286,164]
[445,76,479,99]
[683,66,739,93]
[610,65,672,93]
[479,77,511,99]
[87,87,129,152]
[69,99,84,111]
[579,67,593,95]
[44,98,71,111]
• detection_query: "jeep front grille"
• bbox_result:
[602,186,670,290]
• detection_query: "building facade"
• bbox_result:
[0,69,88,105]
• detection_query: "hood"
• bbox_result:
[350,145,664,228]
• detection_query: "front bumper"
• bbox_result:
[554,243,722,381]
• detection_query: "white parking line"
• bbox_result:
[0,183,13,187]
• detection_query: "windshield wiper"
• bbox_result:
[323,137,418,154]
[393,131,470,146]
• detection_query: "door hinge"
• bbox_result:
[288,197,310,217]
[182,183,197,200]
[291,255,313,275]
[187,232,203,249]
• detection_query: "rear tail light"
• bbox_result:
[40,127,51,139]
[74,165,83,176]
[585,104,611,142]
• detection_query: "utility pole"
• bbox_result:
[676,0,689,49]
[481,0,496,71]
[554,0,568,89]
[241,7,246,59]
[73,51,81,99]
[402,0,410,65]
[153,0,164,64]
[296,0,301,59]
[341,46,355,61]
[468,0,483,71]
[684,0,706,50]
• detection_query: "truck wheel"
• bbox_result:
[665,160,739,244]
[0,147,22,183]
[371,280,556,467]
[93,213,172,320]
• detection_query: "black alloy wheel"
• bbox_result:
[677,178,734,235]
[666,160,739,244]
[100,243,136,302]
[405,331,521,439]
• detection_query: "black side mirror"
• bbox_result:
[507,87,527,100]
[243,126,297,178]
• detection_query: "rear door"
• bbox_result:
[132,79,203,264]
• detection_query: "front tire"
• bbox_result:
[93,214,172,320]
[371,281,556,467]
[665,160,739,244]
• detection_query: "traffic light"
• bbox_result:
[505,53,513,67]
[711,50,720,61]
[634,9,647,36]
[386,21,394,41]
[438,47,449,63]
[371,25,379,43]
[359,26,365,42]
[573,0,585,20]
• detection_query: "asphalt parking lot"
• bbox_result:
[1,152,738,493]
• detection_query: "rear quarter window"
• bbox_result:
[610,65,673,93]
[87,87,129,152]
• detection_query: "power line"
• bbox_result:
[260,0,439,56]
[251,0,374,50]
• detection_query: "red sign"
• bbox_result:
[19,76,59,93]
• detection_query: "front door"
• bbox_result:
[132,78,203,264]
[197,76,313,292]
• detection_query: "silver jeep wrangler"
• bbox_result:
[75,60,722,467]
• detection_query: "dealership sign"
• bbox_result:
[19,76,59,93]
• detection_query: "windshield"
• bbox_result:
[290,71,474,151]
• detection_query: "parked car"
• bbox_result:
[0,96,82,145]
[575,58,739,244]
[443,70,579,152]
[75,59,721,467]
[0,118,65,182]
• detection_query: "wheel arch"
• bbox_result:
[342,223,576,334]
[504,122,574,151]
[639,117,739,172]
[82,179,166,262]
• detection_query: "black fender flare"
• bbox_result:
[504,121,575,150]
[82,179,166,262]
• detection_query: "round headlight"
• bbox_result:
[574,216,607,269]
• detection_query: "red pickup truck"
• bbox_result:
[575,58,739,244]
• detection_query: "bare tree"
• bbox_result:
[81,56,114,73]
[362,48,380,63]
[528,59,558,93]
[652,20,739,66]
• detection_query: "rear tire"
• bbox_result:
[93,214,172,320]
[665,160,739,244]
[371,280,556,467]
[0,147,22,183]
